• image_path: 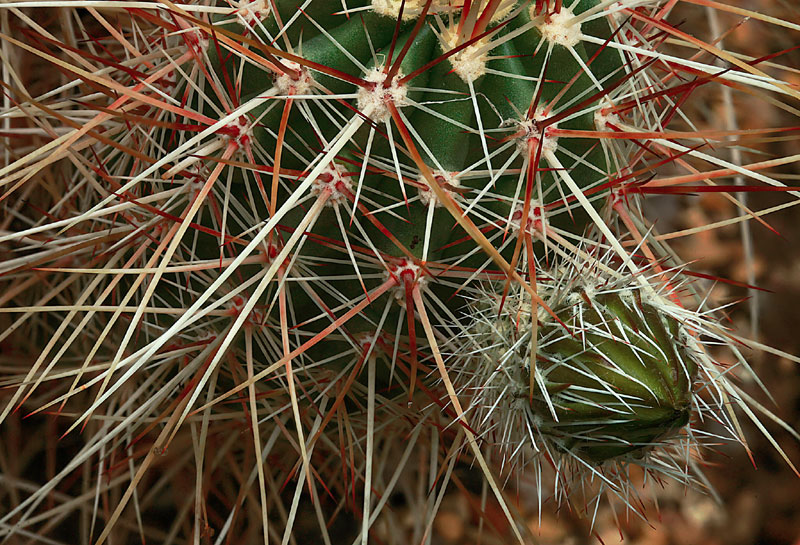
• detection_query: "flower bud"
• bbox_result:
[532,289,698,463]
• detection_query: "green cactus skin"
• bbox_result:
[183,0,628,380]
[125,0,698,465]
[213,0,617,263]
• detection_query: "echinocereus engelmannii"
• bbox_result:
[1,1,799,543]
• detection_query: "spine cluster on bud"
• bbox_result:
[459,262,702,468]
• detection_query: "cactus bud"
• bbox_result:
[533,288,698,462]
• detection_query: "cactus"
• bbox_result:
[1,1,799,543]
